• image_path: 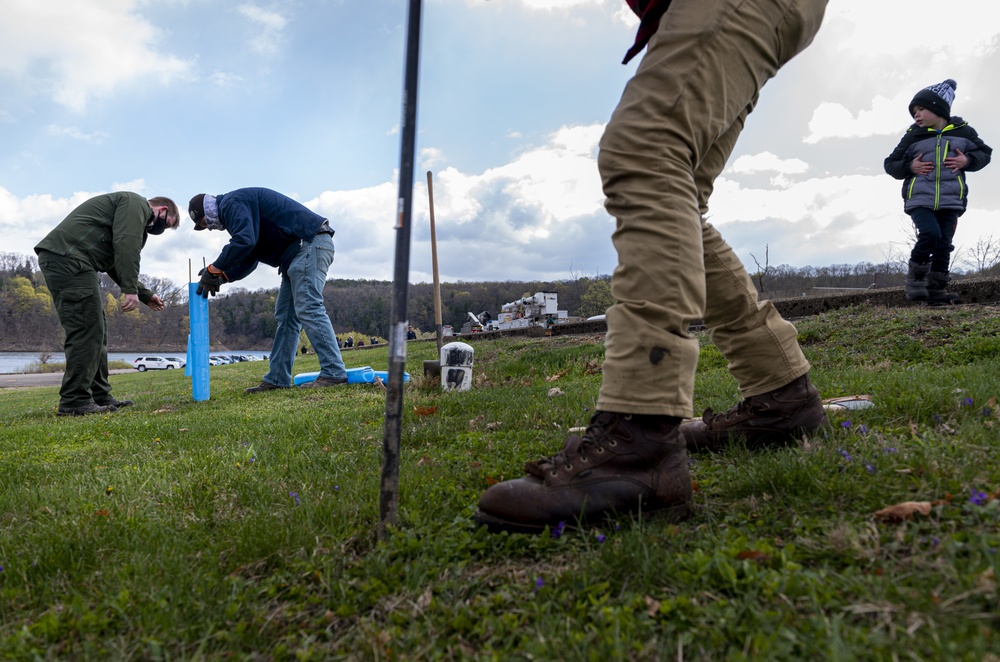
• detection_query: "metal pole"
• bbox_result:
[427,171,444,354]
[379,0,423,541]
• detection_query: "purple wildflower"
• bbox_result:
[865,463,875,474]
[534,577,544,590]
[596,534,606,543]
[839,448,853,461]
[961,397,974,407]
[982,407,993,417]
[931,537,940,547]
[841,421,851,429]
[289,491,300,506]
[969,489,989,506]
[857,424,869,434]
[550,521,566,539]
[933,414,942,424]
[883,447,896,454]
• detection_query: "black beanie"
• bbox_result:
[188,194,206,229]
[909,79,957,120]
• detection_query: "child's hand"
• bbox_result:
[910,153,934,176]
[944,148,969,172]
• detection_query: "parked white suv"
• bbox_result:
[134,356,185,372]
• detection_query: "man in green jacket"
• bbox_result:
[35,192,180,416]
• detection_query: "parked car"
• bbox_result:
[134,356,184,372]
[208,356,230,366]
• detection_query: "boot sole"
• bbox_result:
[473,501,692,535]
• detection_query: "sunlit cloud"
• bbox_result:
[237,4,289,56]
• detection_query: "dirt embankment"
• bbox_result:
[474,276,1000,340]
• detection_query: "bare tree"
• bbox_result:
[961,234,1000,273]
[750,245,771,293]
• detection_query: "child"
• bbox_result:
[884,79,992,303]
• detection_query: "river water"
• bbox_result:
[0,351,270,374]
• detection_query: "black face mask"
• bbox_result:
[147,209,169,235]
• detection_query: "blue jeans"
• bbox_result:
[263,234,347,387]
[909,207,959,273]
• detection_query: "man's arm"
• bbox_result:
[211,200,260,280]
[110,193,150,295]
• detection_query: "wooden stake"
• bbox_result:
[427,171,444,354]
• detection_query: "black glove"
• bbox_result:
[196,267,226,298]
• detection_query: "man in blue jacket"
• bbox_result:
[188,187,349,392]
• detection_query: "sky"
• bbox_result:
[2,0,999,295]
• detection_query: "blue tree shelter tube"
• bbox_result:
[294,366,391,386]
[188,282,210,401]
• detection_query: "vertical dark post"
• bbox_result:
[380,0,423,541]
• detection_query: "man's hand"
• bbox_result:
[197,267,227,298]
[944,148,969,173]
[122,293,140,312]
[910,153,934,176]
[147,294,165,311]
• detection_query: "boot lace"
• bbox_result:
[525,412,621,479]
[703,397,767,426]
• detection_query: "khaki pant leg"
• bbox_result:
[596,0,827,417]
[698,119,811,398]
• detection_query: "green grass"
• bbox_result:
[1,305,999,660]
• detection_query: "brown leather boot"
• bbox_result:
[681,373,828,453]
[474,412,691,534]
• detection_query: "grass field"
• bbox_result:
[1,304,998,660]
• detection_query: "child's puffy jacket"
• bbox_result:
[883,116,992,214]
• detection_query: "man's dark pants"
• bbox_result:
[37,251,112,408]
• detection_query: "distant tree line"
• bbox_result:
[2,248,998,352]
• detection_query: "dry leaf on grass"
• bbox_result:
[737,550,770,563]
[545,368,571,382]
[872,501,932,522]
[413,405,438,417]
[547,387,564,397]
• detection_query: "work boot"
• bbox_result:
[299,376,348,388]
[244,380,287,394]
[681,373,828,453]
[904,260,930,301]
[927,271,960,305]
[474,411,691,535]
[57,402,118,417]
[96,397,134,409]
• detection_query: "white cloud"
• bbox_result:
[237,5,289,55]
[518,0,604,9]
[110,179,147,195]
[804,94,912,144]
[823,1,1000,60]
[208,71,246,87]
[728,152,808,175]
[47,125,110,145]
[420,147,447,171]
[0,0,191,112]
